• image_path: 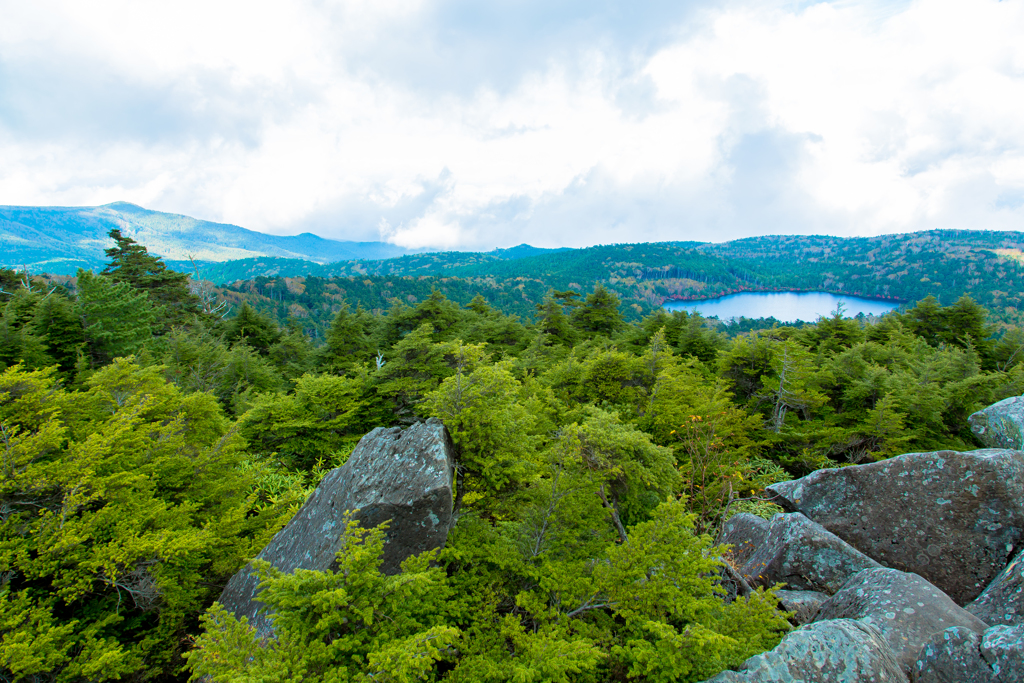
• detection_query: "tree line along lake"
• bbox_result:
[663,291,900,322]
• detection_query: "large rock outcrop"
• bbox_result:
[740,512,882,595]
[776,589,828,625]
[969,396,1024,450]
[814,568,989,675]
[708,619,907,682]
[720,513,769,567]
[968,548,1024,626]
[914,624,1024,682]
[766,449,1024,604]
[217,418,455,636]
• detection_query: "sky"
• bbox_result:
[1,0,1022,251]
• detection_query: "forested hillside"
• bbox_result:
[175,230,1024,341]
[3,231,1024,682]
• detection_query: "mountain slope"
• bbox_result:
[0,202,416,272]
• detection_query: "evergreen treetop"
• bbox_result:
[102,228,197,324]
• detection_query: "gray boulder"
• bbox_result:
[707,619,907,682]
[969,396,1024,450]
[217,418,455,636]
[981,625,1024,681]
[914,626,993,683]
[814,568,989,676]
[968,547,1024,626]
[776,589,828,625]
[741,512,882,595]
[767,449,1024,604]
[914,624,1024,683]
[719,513,770,567]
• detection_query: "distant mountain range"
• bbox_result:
[0,202,430,273]
[7,202,1024,328]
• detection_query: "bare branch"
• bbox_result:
[597,483,628,544]
[565,593,615,618]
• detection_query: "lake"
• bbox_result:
[663,291,900,322]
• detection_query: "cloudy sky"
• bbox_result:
[1,0,1022,250]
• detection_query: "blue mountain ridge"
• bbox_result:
[0,202,428,273]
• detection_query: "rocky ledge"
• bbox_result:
[709,444,1024,681]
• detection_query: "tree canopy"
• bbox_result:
[2,237,1022,682]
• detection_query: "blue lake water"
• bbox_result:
[663,291,900,322]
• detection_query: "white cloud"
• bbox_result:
[0,0,1022,249]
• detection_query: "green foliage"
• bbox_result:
[421,350,538,505]
[571,284,625,338]
[33,290,85,374]
[74,269,156,367]
[238,373,367,469]
[568,409,678,529]
[158,326,289,415]
[535,292,577,346]
[0,361,290,682]
[224,302,281,355]
[102,229,198,327]
[442,498,789,683]
[373,323,460,417]
[601,501,789,682]
[0,288,55,371]
[320,303,373,373]
[17,229,1024,682]
[187,517,459,683]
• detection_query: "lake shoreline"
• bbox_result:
[661,287,905,307]
[662,290,903,323]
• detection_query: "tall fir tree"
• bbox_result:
[319,303,372,372]
[534,291,576,346]
[102,228,197,327]
[75,269,156,366]
[570,283,625,337]
[33,290,85,374]
[223,302,281,355]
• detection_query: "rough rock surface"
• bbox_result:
[968,547,1024,626]
[914,624,1024,683]
[776,589,828,625]
[969,396,1024,450]
[708,619,907,682]
[981,625,1024,681]
[740,512,881,595]
[766,449,1024,604]
[719,513,770,567]
[814,568,989,675]
[217,418,455,635]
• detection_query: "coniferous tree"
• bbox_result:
[534,292,575,345]
[903,295,945,346]
[102,228,198,326]
[373,323,459,416]
[0,286,52,370]
[33,290,84,374]
[466,293,491,315]
[0,267,21,295]
[571,283,624,337]
[75,269,156,366]
[0,361,291,683]
[320,303,373,372]
[224,302,281,355]
[408,289,464,340]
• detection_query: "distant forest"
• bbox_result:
[3,229,1024,682]
[159,229,1024,341]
